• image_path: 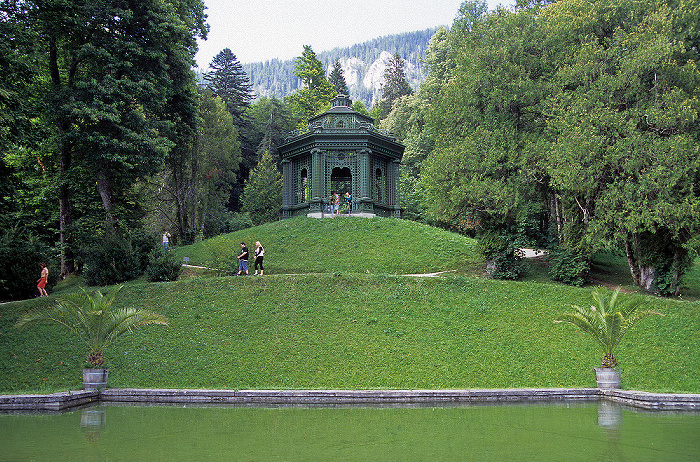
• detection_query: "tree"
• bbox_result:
[193,91,241,237]
[380,53,414,107]
[147,90,240,241]
[204,48,254,130]
[287,45,336,122]
[26,0,208,277]
[542,0,700,295]
[329,60,349,95]
[241,150,282,225]
[245,96,296,165]
[421,2,550,278]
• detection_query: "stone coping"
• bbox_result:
[2,388,699,412]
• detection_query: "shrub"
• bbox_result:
[0,232,57,301]
[129,229,158,272]
[225,212,254,233]
[81,234,141,286]
[548,248,590,286]
[146,247,183,282]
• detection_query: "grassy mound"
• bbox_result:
[1,217,699,394]
[177,217,481,275]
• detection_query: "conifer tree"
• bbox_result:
[381,53,413,107]
[241,150,282,225]
[329,60,349,95]
[204,48,254,129]
[287,45,336,121]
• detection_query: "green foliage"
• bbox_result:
[381,53,414,107]
[541,0,700,294]
[329,60,349,95]
[241,151,282,226]
[287,45,336,121]
[0,230,57,301]
[555,287,664,367]
[80,234,142,287]
[14,285,168,367]
[146,248,183,283]
[548,248,590,287]
[204,48,254,129]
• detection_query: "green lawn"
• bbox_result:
[1,217,698,394]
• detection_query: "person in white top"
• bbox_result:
[162,229,171,248]
[254,241,265,275]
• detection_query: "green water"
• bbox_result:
[1,401,699,461]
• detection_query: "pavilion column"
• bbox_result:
[391,159,401,218]
[281,159,292,219]
[309,148,324,216]
[357,148,373,215]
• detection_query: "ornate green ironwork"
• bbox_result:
[279,95,404,219]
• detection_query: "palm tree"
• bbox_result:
[15,285,168,367]
[554,287,663,368]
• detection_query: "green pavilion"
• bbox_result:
[279,95,404,219]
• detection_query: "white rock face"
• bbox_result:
[330,52,421,106]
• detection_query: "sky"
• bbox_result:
[194,0,509,68]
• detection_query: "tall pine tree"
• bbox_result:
[329,60,349,95]
[241,150,282,225]
[381,53,413,106]
[204,48,254,130]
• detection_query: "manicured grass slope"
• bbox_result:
[1,218,698,394]
[178,217,482,275]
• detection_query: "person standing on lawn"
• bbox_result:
[254,241,265,275]
[37,262,49,297]
[237,242,249,275]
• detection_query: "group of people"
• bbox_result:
[236,241,265,276]
[329,191,352,215]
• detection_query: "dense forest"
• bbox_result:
[2,0,699,301]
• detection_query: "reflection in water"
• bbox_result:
[597,400,622,429]
[80,407,106,443]
[1,401,699,460]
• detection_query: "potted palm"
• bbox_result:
[15,285,168,390]
[554,287,662,388]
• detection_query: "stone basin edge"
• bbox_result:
[1,388,699,412]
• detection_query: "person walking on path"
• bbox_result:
[237,242,249,275]
[345,191,352,214]
[162,229,171,249]
[37,262,49,297]
[254,241,265,275]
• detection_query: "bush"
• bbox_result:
[226,212,254,232]
[478,229,523,280]
[548,248,589,286]
[129,229,158,272]
[0,232,57,301]
[145,247,183,282]
[485,252,523,280]
[81,234,142,286]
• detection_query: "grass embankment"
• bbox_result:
[1,217,699,394]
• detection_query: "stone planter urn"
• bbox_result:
[83,368,109,390]
[595,367,621,389]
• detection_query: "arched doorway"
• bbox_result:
[331,166,352,197]
[331,166,352,213]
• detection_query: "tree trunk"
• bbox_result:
[624,237,640,286]
[625,233,658,292]
[58,143,74,279]
[96,167,118,233]
[51,35,75,279]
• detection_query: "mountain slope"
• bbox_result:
[242,28,438,108]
